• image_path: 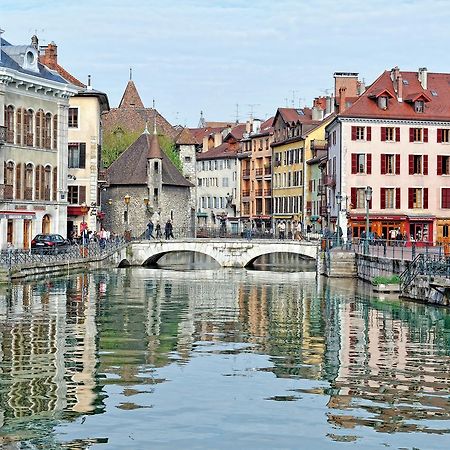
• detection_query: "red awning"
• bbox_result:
[67,206,90,216]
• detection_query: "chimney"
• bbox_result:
[418,67,428,90]
[397,73,403,102]
[312,106,324,121]
[325,95,333,115]
[339,87,347,113]
[40,41,58,68]
[391,66,400,83]
[31,35,38,49]
[87,74,92,90]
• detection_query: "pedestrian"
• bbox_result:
[278,221,286,240]
[155,222,162,239]
[146,220,155,240]
[165,220,174,240]
[99,227,107,249]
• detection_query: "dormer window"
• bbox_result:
[378,96,388,110]
[415,100,424,113]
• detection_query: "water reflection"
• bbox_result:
[0,268,449,448]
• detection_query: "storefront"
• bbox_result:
[407,216,434,245]
[348,214,407,241]
[0,210,36,249]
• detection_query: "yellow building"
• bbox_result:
[272,107,321,235]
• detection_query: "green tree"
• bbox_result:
[102,127,182,171]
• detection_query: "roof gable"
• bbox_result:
[119,81,144,108]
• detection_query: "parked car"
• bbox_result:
[30,234,70,254]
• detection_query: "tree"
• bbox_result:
[102,127,182,171]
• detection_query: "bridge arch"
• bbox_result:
[142,250,221,267]
[244,250,316,268]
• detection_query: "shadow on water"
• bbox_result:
[146,251,316,272]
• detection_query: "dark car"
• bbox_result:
[31,234,70,254]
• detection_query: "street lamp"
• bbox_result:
[336,193,342,247]
[364,186,373,254]
[124,194,131,240]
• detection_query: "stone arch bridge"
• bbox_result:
[111,239,318,268]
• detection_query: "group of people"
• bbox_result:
[146,219,174,240]
[277,221,305,241]
[69,227,114,249]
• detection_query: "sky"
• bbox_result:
[2,0,450,127]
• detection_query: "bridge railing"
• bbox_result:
[0,237,126,269]
[139,226,322,241]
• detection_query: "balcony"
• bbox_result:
[264,167,271,176]
[323,175,336,187]
[255,189,263,197]
[3,184,13,200]
[263,189,271,196]
[255,168,263,178]
[242,190,250,197]
[242,169,250,179]
[311,139,328,151]
[24,187,32,200]
[0,126,6,146]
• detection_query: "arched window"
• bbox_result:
[4,161,14,199]
[42,214,51,234]
[16,107,24,145]
[44,165,51,201]
[25,163,33,200]
[35,109,44,147]
[52,167,57,201]
[15,163,22,199]
[35,164,42,200]
[52,114,58,149]
[44,113,52,149]
[4,105,14,143]
[25,109,34,146]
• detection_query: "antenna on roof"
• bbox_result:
[129,67,132,81]
[235,103,240,124]
[247,104,260,120]
[298,97,305,108]
[198,110,206,128]
[291,90,298,107]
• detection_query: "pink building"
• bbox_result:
[326,67,450,245]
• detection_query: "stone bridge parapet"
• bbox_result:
[119,239,318,268]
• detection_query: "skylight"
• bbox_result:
[431,90,438,96]
[402,79,409,85]
[296,109,305,115]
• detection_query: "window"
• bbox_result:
[437,155,450,175]
[184,156,191,163]
[53,115,58,149]
[68,185,86,204]
[409,187,428,209]
[43,113,52,149]
[351,187,371,209]
[16,107,24,145]
[409,154,428,175]
[25,109,33,146]
[4,105,14,143]
[442,188,450,208]
[222,177,229,187]
[378,96,388,109]
[25,163,33,200]
[68,108,78,128]
[437,129,450,143]
[44,165,51,200]
[380,187,400,209]
[381,154,400,175]
[68,143,86,168]
[415,100,424,113]
[351,153,372,174]
[35,109,44,147]
[381,127,400,142]
[351,126,371,141]
[409,127,428,142]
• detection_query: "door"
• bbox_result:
[23,219,31,249]
[42,214,51,234]
[7,220,13,245]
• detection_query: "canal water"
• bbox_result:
[1,254,450,449]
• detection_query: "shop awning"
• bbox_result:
[408,216,435,222]
[196,212,208,217]
[68,206,91,216]
[0,210,36,220]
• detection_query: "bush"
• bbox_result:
[371,275,401,286]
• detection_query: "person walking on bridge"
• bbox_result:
[165,220,174,240]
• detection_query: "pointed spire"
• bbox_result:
[143,121,150,135]
[118,80,144,108]
[129,67,132,81]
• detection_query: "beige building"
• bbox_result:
[39,42,110,237]
[0,33,77,249]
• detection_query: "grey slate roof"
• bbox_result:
[0,38,68,84]
[107,132,193,188]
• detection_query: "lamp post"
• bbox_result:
[364,186,373,254]
[336,193,342,247]
[124,194,131,241]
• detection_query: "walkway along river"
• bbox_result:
[0,256,450,449]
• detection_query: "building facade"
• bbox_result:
[326,67,450,245]
[0,33,77,249]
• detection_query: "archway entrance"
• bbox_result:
[42,214,51,234]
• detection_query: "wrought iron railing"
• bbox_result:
[0,126,6,145]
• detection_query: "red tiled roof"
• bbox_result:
[277,107,316,124]
[196,142,236,160]
[260,116,274,131]
[226,123,246,141]
[119,81,144,108]
[342,69,450,121]
[175,127,200,145]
